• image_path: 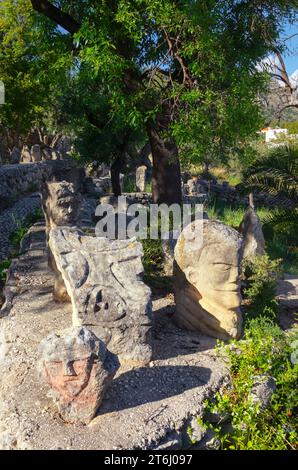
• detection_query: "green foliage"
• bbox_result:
[200,318,298,450]
[122,178,136,193]
[141,237,164,283]
[206,196,298,274]
[10,208,43,250]
[242,255,282,323]
[242,144,298,248]
[266,238,298,275]
[206,198,246,229]
[2,0,296,170]
[0,0,71,135]
[281,120,298,135]
[243,144,298,206]
[0,259,11,282]
[9,225,28,249]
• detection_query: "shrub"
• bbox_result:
[200,318,298,450]
[0,259,11,282]
[242,255,282,323]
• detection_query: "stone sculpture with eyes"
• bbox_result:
[49,227,153,365]
[38,326,119,424]
[173,219,243,340]
[41,181,82,302]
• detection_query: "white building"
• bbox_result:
[260,127,288,143]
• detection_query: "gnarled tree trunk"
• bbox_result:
[111,153,126,196]
[147,126,182,205]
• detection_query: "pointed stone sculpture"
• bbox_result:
[49,227,152,364]
[31,144,42,162]
[239,207,265,261]
[20,145,31,163]
[136,165,147,192]
[173,219,243,340]
[38,326,119,424]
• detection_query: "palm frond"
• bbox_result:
[243,144,298,206]
[261,208,298,247]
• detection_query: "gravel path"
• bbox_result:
[0,222,228,450]
[0,193,41,262]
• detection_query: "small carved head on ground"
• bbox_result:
[38,326,119,424]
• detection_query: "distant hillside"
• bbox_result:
[261,69,298,124]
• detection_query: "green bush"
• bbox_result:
[242,255,282,323]
[0,259,11,282]
[200,318,298,450]
[141,237,164,283]
[10,209,44,250]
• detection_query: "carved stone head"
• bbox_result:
[174,219,243,339]
[42,181,82,229]
[38,326,119,424]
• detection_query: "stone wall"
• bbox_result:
[0,160,86,212]
[0,163,50,210]
[185,179,289,208]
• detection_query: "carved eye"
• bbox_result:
[104,303,109,310]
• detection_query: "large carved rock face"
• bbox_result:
[38,327,119,424]
[49,228,153,365]
[41,181,82,303]
[41,181,82,230]
[173,219,243,340]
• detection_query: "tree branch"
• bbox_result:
[31,0,80,35]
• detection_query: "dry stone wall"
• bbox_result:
[0,163,50,209]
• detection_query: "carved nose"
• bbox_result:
[63,361,76,376]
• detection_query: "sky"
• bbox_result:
[281,21,298,75]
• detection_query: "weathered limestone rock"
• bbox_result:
[38,326,119,424]
[42,147,53,160]
[49,227,153,364]
[136,165,147,192]
[248,375,276,410]
[161,232,178,277]
[187,177,198,195]
[41,181,82,235]
[31,144,42,162]
[173,219,243,340]
[10,147,21,164]
[239,207,265,260]
[41,181,82,302]
[21,145,32,163]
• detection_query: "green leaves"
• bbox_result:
[201,317,298,450]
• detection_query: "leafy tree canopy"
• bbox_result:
[0,1,297,167]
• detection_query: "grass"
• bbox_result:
[140,236,172,294]
[185,164,242,186]
[10,208,44,252]
[0,259,11,282]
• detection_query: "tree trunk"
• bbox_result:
[111,153,126,196]
[147,126,182,205]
